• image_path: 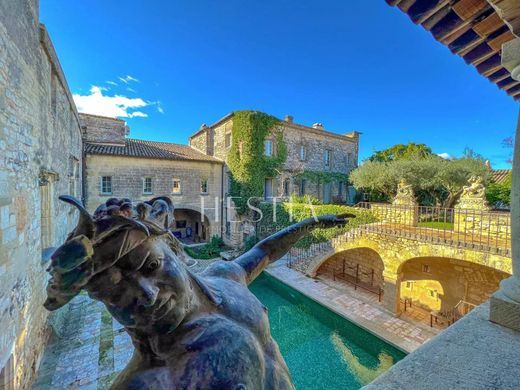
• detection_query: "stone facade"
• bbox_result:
[190,114,359,202]
[79,113,128,145]
[84,154,223,241]
[189,113,360,246]
[0,2,83,388]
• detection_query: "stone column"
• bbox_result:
[383,274,400,315]
[489,38,520,330]
[490,107,520,330]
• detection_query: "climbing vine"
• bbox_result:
[227,110,287,214]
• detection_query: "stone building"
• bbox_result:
[0,2,83,388]
[81,113,224,243]
[189,112,360,246]
[190,113,359,202]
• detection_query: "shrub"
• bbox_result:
[255,202,377,248]
[184,235,225,259]
[288,193,321,205]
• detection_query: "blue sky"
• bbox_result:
[41,0,518,168]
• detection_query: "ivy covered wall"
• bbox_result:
[227,110,287,214]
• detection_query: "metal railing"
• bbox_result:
[287,202,511,269]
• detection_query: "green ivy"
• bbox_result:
[227,111,287,214]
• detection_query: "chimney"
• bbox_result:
[199,123,208,130]
[284,115,294,123]
[312,123,324,129]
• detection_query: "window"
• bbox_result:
[101,176,112,195]
[143,177,153,194]
[347,152,353,166]
[264,139,273,157]
[264,178,273,199]
[225,132,232,148]
[299,179,306,196]
[200,178,208,194]
[324,150,331,168]
[176,220,187,229]
[283,178,290,197]
[405,281,414,290]
[172,178,181,194]
[422,264,431,273]
[338,181,343,197]
[299,145,306,161]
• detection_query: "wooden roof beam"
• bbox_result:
[487,0,520,37]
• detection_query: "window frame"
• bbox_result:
[324,149,331,168]
[299,179,306,196]
[143,177,153,195]
[225,132,232,148]
[100,176,112,195]
[200,178,209,194]
[172,178,182,195]
[299,144,306,161]
[264,139,273,157]
[283,178,290,197]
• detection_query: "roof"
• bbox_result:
[85,138,223,163]
[386,0,520,101]
[190,111,358,143]
[491,168,511,183]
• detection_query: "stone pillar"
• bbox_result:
[489,38,520,330]
[391,179,418,226]
[383,275,400,315]
[490,107,520,330]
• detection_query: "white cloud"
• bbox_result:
[126,87,136,93]
[106,80,118,86]
[118,75,139,84]
[73,86,148,118]
[437,152,452,160]
[157,101,164,114]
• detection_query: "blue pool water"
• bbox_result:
[249,273,406,390]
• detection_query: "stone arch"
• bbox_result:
[173,207,213,244]
[395,256,509,315]
[315,247,385,294]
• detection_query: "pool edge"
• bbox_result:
[264,267,422,355]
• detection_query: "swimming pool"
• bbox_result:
[249,273,406,390]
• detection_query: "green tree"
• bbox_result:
[486,171,512,207]
[349,156,488,207]
[369,143,434,162]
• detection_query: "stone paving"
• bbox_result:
[265,260,439,353]
[33,257,439,389]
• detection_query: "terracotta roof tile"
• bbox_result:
[85,138,222,163]
[491,169,511,183]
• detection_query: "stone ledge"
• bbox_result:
[363,301,520,390]
[490,289,520,332]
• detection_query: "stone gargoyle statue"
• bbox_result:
[44,195,351,389]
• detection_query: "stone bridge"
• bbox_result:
[288,225,512,316]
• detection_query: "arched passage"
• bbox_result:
[316,248,385,300]
[173,208,212,244]
[396,257,509,316]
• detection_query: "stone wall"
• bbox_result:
[0,2,83,388]
[370,203,418,226]
[85,155,223,238]
[189,128,208,155]
[317,248,385,289]
[453,210,510,242]
[305,229,512,314]
[79,113,127,145]
[399,257,508,312]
